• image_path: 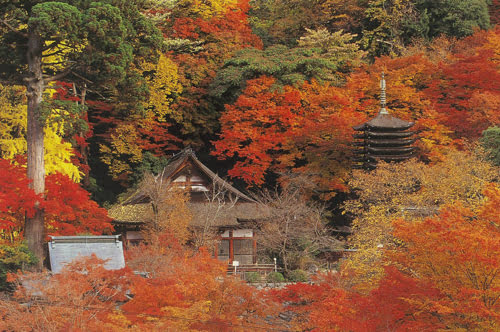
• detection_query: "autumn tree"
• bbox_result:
[424,47,500,140]
[382,184,500,330]
[256,178,341,272]
[0,159,38,239]
[137,171,192,245]
[248,0,332,47]
[343,149,499,290]
[124,244,277,330]
[213,76,362,194]
[0,0,162,266]
[0,84,82,181]
[1,158,112,240]
[160,0,262,143]
[43,173,113,236]
[0,256,134,331]
[271,183,500,331]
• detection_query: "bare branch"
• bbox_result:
[0,18,28,38]
[43,67,73,84]
[70,71,94,84]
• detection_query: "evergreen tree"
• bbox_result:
[0,0,162,267]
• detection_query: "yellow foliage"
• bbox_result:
[139,173,192,245]
[42,39,86,73]
[342,150,499,291]
[141,54,183,122]
[0,85,81,181]
[99,123,143,180]
[176,0,238,19]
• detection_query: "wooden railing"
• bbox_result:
[227,263,281,281]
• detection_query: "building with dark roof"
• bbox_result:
[108,148,266,265]
[353,73,417,169]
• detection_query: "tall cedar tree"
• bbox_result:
[0,0,162,267]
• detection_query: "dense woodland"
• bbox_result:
[0,0,500,330]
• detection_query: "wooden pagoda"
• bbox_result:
[353,74,416,169]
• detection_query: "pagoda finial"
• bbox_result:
[379,72,389,115]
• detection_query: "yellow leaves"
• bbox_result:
[141,54,183,122]
[0,85,81,182]
[42,39,86,73]
[44,121,82,181]
[139,174,192,245]
[343,150,499,291]
[100,123,143,180]
[176,0,238,19]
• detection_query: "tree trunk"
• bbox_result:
[25,30,45,270]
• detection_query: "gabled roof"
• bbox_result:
[109,148,263,228]
[122,148,255,206]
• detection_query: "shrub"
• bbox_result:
[287,269,309,282]
[245,272,261,283]
[0,242,37,291]
[266,271,285,283]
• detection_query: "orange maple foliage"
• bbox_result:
[214,76,302,185]
[272,183,500,331]
[213,76,363,193]
[0,233,277,331]
[0,256,134,331]
[123,235,275,331]
[386,183,500,330]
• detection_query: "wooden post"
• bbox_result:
[252,237,257,264]
[229,230,233,262]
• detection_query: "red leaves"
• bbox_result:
[213,76,302,185]
[0,159,38,231]
[425,48,500,140]
[44,173,113,236]
[121,243,275,330]
[0,158,112,238]
[213,77,361,193]
[0,256,134,331]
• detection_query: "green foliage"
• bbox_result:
[211,40,359,102]
[0,0,163,109]
[266,271,285,283]
[480,126,500,166]
[129,152,170,187]
[403,0,491,41]
[287,269,309,282]
[245,271,261,283]
[0,243,36,291]
[298,28,366,69]
[358,0,415,57]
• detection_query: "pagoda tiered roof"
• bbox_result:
[352,73,417,169]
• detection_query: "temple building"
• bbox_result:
[353,74,417,169]
[108,148,266,265]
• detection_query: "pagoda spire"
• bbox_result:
[379,72,388,115]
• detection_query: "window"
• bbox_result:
[218,239,230,261]
[233,239,253,264]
